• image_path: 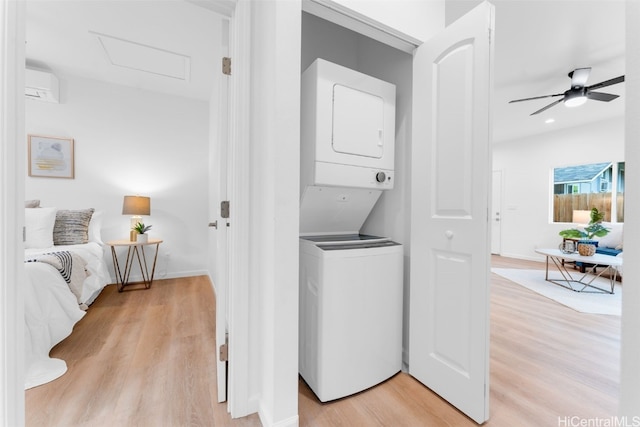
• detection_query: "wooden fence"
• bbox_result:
[553,193,624,222]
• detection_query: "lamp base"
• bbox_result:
[130,215,142,229]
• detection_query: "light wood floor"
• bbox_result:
[27,256,620,426]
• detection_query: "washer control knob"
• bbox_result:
[375,172,386,183]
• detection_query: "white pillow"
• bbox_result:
[597,222,623,249]
[88,210,103,243]
[25,207,57,249]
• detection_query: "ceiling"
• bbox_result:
[25,1,222,102]
[490,0,625,143]
[26,1,626,143]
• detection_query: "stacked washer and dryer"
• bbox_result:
[299,59,403,402]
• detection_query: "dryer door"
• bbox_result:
[332,84,384,159]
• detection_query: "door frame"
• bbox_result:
[200,0,253,417]
[224,0,253,418]
[1,0,26,424]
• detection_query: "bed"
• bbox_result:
[24,202,111,389]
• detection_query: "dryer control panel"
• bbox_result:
[314,161,393,189]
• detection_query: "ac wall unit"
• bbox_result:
[25,68,59,103]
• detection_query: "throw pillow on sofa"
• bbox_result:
[597,222,623,249]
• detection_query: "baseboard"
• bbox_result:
[496,252,545,263]
[113,270,209,284]
[163,270,209,279]
[259,403,299,427]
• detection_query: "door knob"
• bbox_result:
[209,221,218,229]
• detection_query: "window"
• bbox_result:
[552,161,625,223]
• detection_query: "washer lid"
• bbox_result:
[301,234,386,243]
[299,185,382,235]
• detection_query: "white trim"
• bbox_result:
[227,0,254,418]
[186,0,236,17]
[259,403,299,427]
[302,0,422,53]
[1,0,26,424]
[620,0,640,416]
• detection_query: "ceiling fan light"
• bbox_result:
[564,94,587,108]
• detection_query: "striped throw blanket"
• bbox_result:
[26,251,89,309]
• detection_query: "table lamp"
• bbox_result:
[122,195,150,230]
[572,209,591,225]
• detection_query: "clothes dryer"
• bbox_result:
[301,58,396,191]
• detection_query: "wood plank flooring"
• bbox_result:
[26,256,621,426]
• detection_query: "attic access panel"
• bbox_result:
[332,84,384,159]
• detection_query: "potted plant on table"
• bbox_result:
[559,207,609,256]
[132,222,152,243]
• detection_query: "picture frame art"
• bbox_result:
[28,135,75,179]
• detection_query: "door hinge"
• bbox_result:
[222,57,231,75]
[219,333,229,362]
[221,201,230,219]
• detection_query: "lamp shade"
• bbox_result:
[122,196,150,216]
[572,209,591,224]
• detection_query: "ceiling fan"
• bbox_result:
[509,67,625,116]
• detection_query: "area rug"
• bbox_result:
[491,268,622,316]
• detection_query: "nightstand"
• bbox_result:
[107,238,163,292]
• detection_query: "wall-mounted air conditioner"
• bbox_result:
[25,68,59,103]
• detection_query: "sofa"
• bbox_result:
[576,222,623,275]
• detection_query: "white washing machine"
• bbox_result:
[299,233,403,402]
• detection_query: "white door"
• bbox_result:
[491,170,502,254]
[210,18,231,403]
[409,2,494,424]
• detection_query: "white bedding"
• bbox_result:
[24,242,111,389]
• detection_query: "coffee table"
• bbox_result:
[535,248,622,294]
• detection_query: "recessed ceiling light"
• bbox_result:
[545,118,555,124]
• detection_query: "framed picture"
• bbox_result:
[28,135,74,179]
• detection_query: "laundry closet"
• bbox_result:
[298,12,413,401]
[297,2,494,422]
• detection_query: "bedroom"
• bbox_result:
[24,1,220,281]
[21,0,227,409]
[2,0,640,426]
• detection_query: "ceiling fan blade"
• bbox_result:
[587,75,625,91]
[569,67,591,88]
[530,98,564,116]
[587,91,619,102]
[509,93,564,103]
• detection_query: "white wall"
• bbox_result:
[250,1,301,426]
[25,74,211,281]
[620,0,640,417]
[1,0,26,424]
[492,116,625,261]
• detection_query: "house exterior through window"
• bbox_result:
[553,162,625,223]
